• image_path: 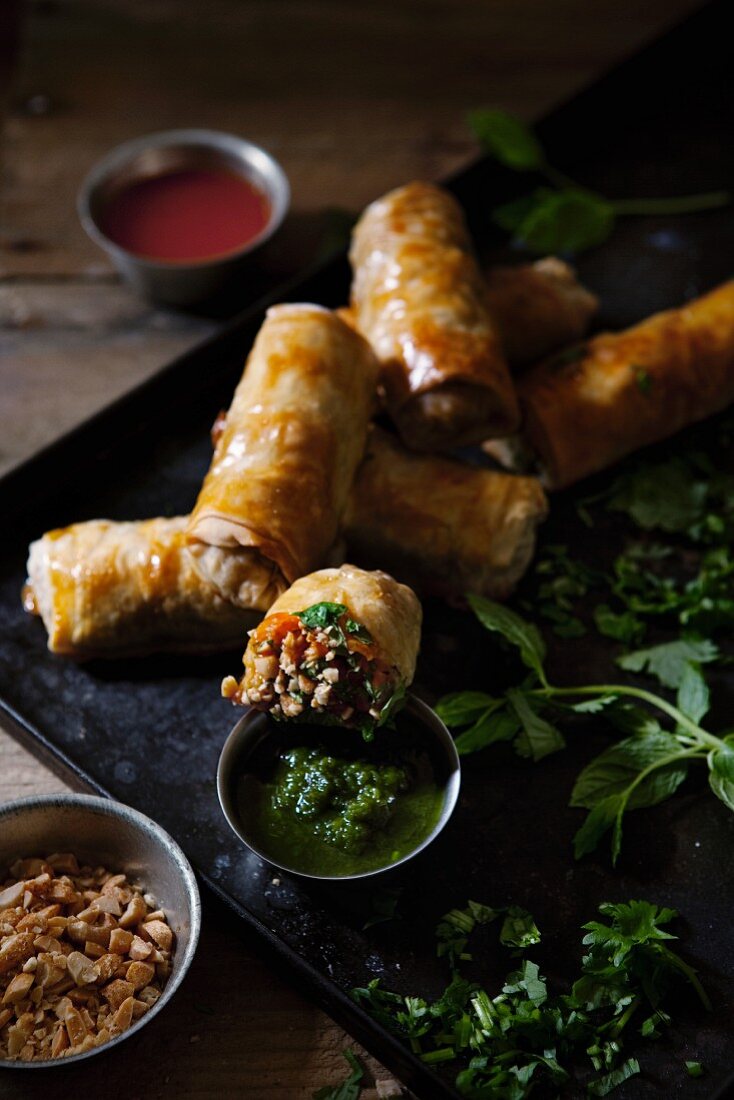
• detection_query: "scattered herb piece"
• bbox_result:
[363,887,402,930]
[313,1050,365,1100]
[686,1060,705,1078]
[468,107,730,254]
[352,898,709,1098]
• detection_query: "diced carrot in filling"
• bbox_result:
[223,602,399,734]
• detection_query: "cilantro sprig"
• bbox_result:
[468,107,730,254]
[437,596,734,863]
[353,897,708,1097]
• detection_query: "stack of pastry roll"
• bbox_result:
[25,180,611,664]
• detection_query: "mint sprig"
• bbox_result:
[469,107,730,254]
[436,597,733,863]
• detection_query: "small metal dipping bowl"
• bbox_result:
[77,129,290,306]
[0,794,201,1068]
[217,695,461,882]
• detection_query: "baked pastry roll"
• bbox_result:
[187,304,379,606]
[503,279,734,489]
[484,257,598,368]
[344,427,547,601]
[349,181,519,450]
[24,516,255,658]
[222,565,421,734]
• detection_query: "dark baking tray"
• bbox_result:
[2,3,733,1095]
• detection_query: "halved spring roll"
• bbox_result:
[484,257,598,369]
[187,304,380,606]
[349,181,520,450]
[24,517,256,659]
[222,565,422,734]
[496,279,734,489]
[344,427,548,602]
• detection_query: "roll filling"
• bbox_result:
[222,565,422,735]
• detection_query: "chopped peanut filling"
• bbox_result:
[0,854,174,1062]
[223,607,397,731]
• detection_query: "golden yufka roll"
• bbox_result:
[187,304,379,606]
[349,181,520,450]
[506,279,734,489]
[484,257,598,369]
[338,256,597,373]
[222,565,422,734]
[344,427,548,602]
[24,517,256,659]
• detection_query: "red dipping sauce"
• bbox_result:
[101,168,271,263]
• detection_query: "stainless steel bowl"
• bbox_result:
[0,793,201,1068]
[77,128,290,306]
[217,695,461,882]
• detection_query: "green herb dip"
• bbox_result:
[237,728,445,877]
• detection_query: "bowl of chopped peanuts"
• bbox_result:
[0,793,201,1065]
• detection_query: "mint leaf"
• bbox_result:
[468,108,545,171]
[454,705,520,755]
[494,187,614,254]
[467,595,547,682]
[570,733,689,811]
[617,637,719,689]
[676,663,710,724]
[507,689,565,761]
[435,691,500,727]
[707,746,734,811]
[573,795,622,859]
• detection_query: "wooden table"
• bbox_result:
[0,1,700,1094]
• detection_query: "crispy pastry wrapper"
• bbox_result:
[187,304,379,606]
[349,181,519,450]
[223,565,422,729]
[484,257,598,368]
[345,427,548,601]
[24,516,257,659]
[509,279,734,489]
[339,256,597,373]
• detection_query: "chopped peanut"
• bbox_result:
[109,928,133,955]
[125,961,155,991]
[142,920,173,952]
[0,855,174,1062]
[110,996,135,1034]
[101,979,135,1011]
[2,972,34,1004]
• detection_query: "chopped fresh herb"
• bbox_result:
[312,1050,365,1100]
[353,898,708,1098]
[523,544,606,638]
[299,602,349,629]
[499,906,541,949]
[468,107,729,254]
[362,887,402,930]
[633,367,653,395]
[686,1060,705,1078]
